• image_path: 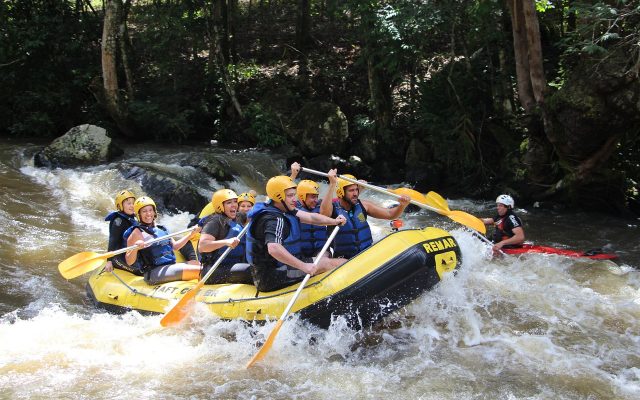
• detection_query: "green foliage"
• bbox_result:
[0,0,102,136]
[245,103,287,148]
[559,1,640,64]
[535,1,554,13]
[229,61,261,81]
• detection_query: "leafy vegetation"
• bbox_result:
[1,0,638,213]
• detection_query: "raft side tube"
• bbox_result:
[85,227,461,328]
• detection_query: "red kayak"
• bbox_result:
[502,244,618,260]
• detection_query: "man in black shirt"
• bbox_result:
[246,175,346,292]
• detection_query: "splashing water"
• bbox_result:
[0,140,639,399]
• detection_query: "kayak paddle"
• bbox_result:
[302,167,486,234]
[58,227,196,280]
[246,226,340,368]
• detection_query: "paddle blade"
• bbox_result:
[391,188,427,203]
[160,283,202,327]
[246,319,284,368]
[448,210,486,234]
[58,252,107,279]
[424,191,450,212]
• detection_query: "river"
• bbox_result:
[0,138,639,399]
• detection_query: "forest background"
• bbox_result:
[1,0,639,215]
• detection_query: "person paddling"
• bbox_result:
[246,175,347,292]
[482,194,525,252]
[124,196,202,285]
[319,169,411,259]
[198,189,246,284]
[104,189,138,273]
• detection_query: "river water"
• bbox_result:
[0,139,639,399]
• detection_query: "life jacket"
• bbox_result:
[246,202,302,289]
[199,216,246,268]
[104,211,137,246]
[296,200,328,258]
[492,210,522,243]
[104,211,138,272]
[105,211,137,226]
[331,199,373,259]
[123,224,176,271]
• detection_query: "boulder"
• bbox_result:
[184,153,234,182]
[289,101,349,156]
[34,124,123,168]
[404,138,443,190]
[118,163,208,215]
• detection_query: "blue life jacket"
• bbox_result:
[123,224,176,270]
[200,217,246,268]
[246,201,302,267]
[296,200,328,258]
[331,199,373,259]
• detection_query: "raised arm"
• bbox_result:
[290,162,301,180]
[319,168,337,217]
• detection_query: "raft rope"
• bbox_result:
[109,269,140,295]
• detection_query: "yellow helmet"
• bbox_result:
[134,196,157,220]
[238,192,256,205]
[115,189,135,212]
[266,175,297,202]
[211,189,238,213]
[336,174,357,198]
[297,180,320,202]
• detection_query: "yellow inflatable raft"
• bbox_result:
[86,227,461,328]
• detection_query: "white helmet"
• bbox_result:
[496,194,514,208]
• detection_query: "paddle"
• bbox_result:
[424,191,450,213]
[246,226,340,368]
[390,187,428,203]
[301,167,486,234]
[58,227,196,280]
[424,191,501,251]
[160,224,250,327]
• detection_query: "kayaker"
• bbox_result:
[198,189,246,284]
[290,162,329,258]
[319,169,411,259]
[104,189,138,273]
[124,196,202,285]
[482,194,525,251]
[246,175,347,292]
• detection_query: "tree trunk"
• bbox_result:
[119,0,134,99]
[95,0,136,137]
[228,0,238,63]
[296,0,311,51]
[208,0,242,117]
[506,0,536,112]
[101,0,119,113]
[506,0,556,189]
[522,0,546,105]
[366,56,393,135]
